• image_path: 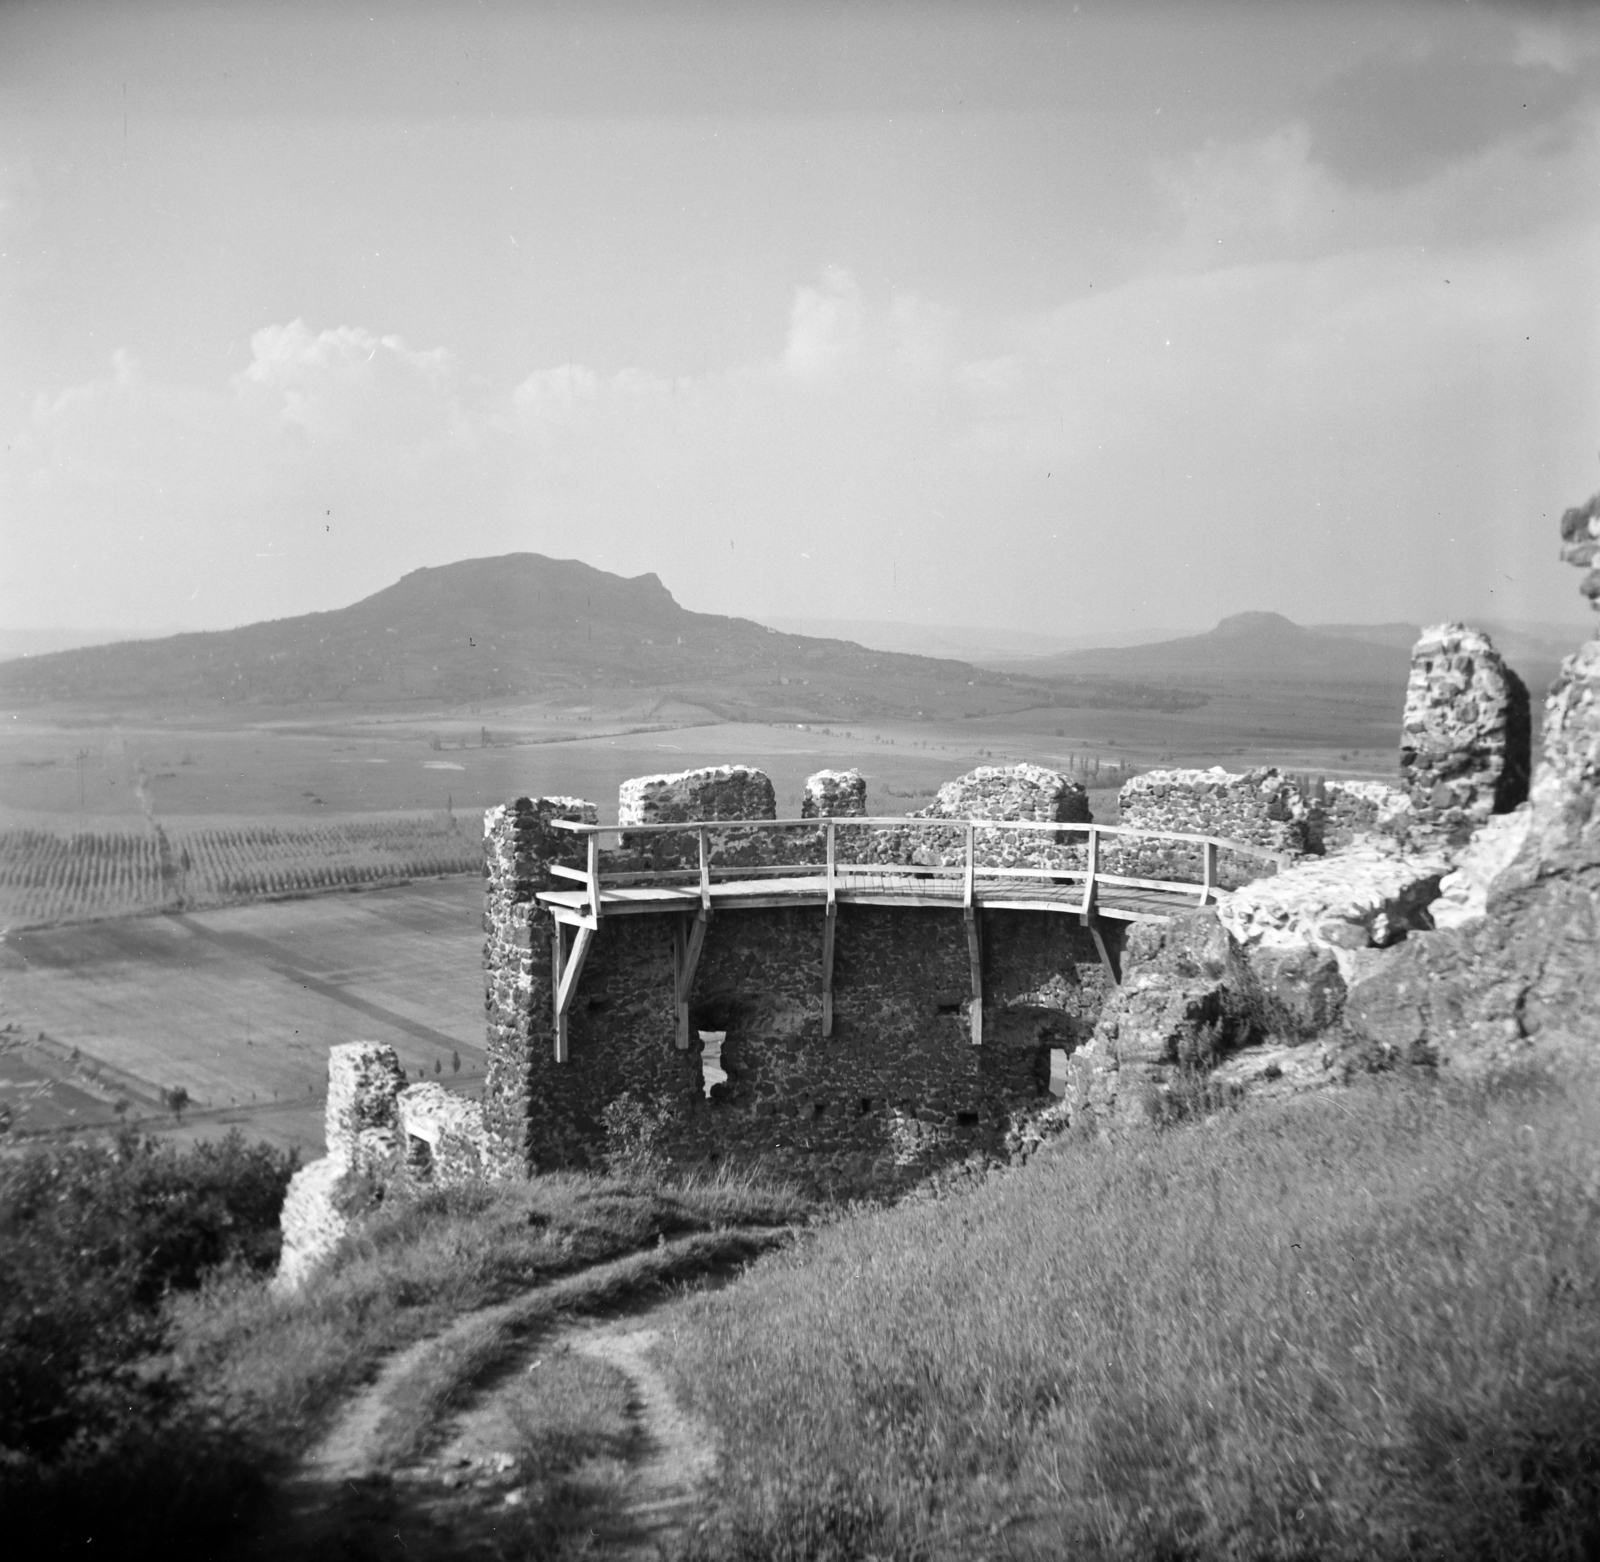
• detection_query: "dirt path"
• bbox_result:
[241,1231,775,1561]
[567,1317,718,1556]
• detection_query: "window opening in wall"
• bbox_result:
[698,1031,726,1098]
[1049,1048,1069,1098]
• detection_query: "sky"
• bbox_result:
[2,0,1598,642]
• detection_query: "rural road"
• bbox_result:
[242,1237,756,1560]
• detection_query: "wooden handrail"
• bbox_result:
[548,812,1288,867]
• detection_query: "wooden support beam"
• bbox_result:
[821,903,837,1038]
[552,922,595,1062]
[675,908,709,1050]
[1199,839,1218,906]
[1087,915,1121,986]
[1081,825,1099,917]
[965,905,983,1046]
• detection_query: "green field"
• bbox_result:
[0,876,485,1154]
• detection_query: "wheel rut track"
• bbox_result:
[238,1226,783,1560]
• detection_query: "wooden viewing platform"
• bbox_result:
[533,817,1287,1058]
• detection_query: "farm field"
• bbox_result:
[1,684,1412,830]
[0,876,485,1154]
[0,814,479,932]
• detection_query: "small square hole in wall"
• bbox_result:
[698,1031,726,1098]
[956,1110,980,1128]
[858,1097,874,1116]
[812,1101,828,1118]
[1049,1048,1069,1098]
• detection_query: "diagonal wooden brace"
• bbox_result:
[552,922,595,1063]
[675,908,710,1050]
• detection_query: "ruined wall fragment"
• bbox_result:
[1399,623,1530,844]
[1112,766,1317,888]
[801,768,867,818]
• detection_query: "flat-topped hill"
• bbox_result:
[0,553,1203,721]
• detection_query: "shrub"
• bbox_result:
[0,1130,297,1461]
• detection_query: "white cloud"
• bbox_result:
[4,230,1598,638]
[782,265,865,376]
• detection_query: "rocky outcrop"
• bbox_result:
[1218,838,1447,978]
[1559,488,1600,609]
[1501,637,1600,883]
[1430,807,1533,929]
[801,768,867,818]
[1067,912,1264,1128]
[1398,623,1529,844]
[1341,866,1600,1076]
[1334,494,1600,1076]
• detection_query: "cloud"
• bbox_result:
[782,266,866,376]
[4,230,1597,640]
[236,319,463,450]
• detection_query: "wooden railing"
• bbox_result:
[545,815,1288,921]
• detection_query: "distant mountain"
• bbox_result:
[985,612,1412,686]
[983,610,1576,700]
[761,617,1190,664]
[0,553,1206,720]
[0,626,179,662]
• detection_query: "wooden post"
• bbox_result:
[963,822,976,909]
[965,905,982,1046]
[821,903,837,1038]
[698,826,711,911]
[1081,825,1098,916]
[552,923,566,1063]
[587,830,601,922]
[1200,839,1218,906]
[825,818,836,907]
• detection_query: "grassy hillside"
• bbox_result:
[0,553,1205,722]
[664,1066,1600,1561]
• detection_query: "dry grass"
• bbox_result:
[664,1066,1600,1561]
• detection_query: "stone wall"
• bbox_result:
[481,764,1124,1195]
[482,796,596,1171]
[1113,766,1317,887]
[1323,779,1413,849]
[499,898,1113,1194]
[276,1040,492,1290]
[1398,623,1530,844]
